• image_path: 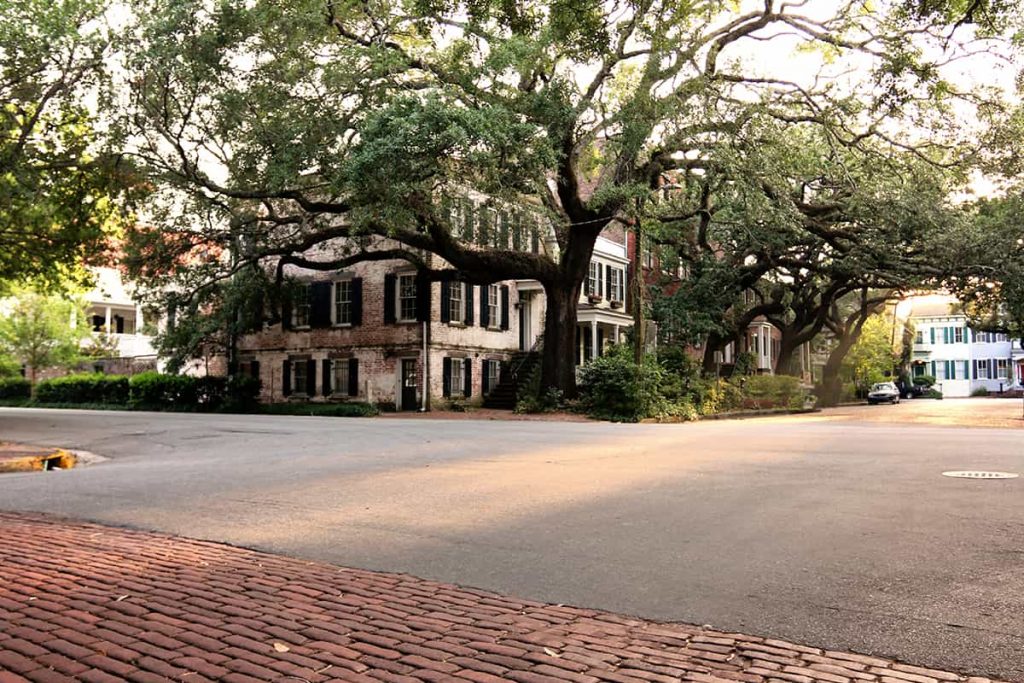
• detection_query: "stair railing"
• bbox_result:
[511,334,544,382]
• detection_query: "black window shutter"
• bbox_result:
[482,360,490,395]
[440,280,451,323]
[416,272,430,322]
[348,358,359,397]
[575,326,581,365]
[972,359,978,379]
[322,359,332,396]
[500,286,510,331]
[463,359,472,397]
[383,274,396,324]
[306,359,316,396]
[465,285,475,325]
[281,291,293,330]
[480,288,490,327]
[311,282,332,328]
[605,265,613,299]
[282,360,292,396]
[250,360,260,381]
[442,358,451,397]
[351,278,363,325]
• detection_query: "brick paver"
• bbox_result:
[0,513,1005,683]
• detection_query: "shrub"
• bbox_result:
[261,401,379,417]
[578,345,668,422]
[515,387,564,414]
[128,371,199,408]
[971,386,990,397]
[739,374,806,410]
[913,374,936,387]
[224,374,261,411]
[35,374,129,404]
[0,377,30,400]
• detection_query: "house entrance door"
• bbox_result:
[519,298,530,351]
[400,358,418,411]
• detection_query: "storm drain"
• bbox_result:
[942,471,1019,480]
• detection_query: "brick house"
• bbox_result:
[237,220,633,409]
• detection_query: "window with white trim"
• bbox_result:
[915,330,923,344]
[398,273,417,322]
[449,358,465,397]
[333,280,352,325]
[292,359,308,394]
[997,358,1009,379]
[293,284,311,328]
[332,359,349,395]
[449,281,465,324]
[486,360,500,393]
[487,284,499,327]
[609,267,624,302]
[587,260,603,297]
[954,327,964,343]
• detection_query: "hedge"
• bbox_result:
[128,372,261,411]
[31,372,262,411]
[0,377,30,400]
[35,374,129,404]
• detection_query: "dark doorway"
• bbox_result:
[401,358,418,411]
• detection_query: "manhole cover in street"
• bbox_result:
[942,471,1019,480]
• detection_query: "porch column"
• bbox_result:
[104,306,112,332]
[613,325,620,344]
[590,320,598,360]
[136,304,144,335]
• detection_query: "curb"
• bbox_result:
[0,447,77,473]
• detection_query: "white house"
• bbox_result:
[908,295,1017,397]
[81,267,159,369]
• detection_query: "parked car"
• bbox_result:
[867,382,901,405]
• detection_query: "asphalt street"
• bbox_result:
[0,401,1021,678]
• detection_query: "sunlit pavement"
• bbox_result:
[0,403,1021,678]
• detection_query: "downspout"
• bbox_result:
[421,320,430,412]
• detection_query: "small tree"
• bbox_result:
[0,291,88,383]
[842,315,899,396]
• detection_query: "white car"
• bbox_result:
[867,382,900,405]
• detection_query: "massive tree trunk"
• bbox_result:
[540,281,583,398]
[702,331,725,374]
[774,334,801,377]
[819,334,858,407]
[819,314,873,407]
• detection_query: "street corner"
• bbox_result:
[0,443,76,474]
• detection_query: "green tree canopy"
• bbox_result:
[0,0,134,291]
[118,0,1015,393]
[0,289,87,382]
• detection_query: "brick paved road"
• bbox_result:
[0,514,1006,683]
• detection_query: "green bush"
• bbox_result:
[913,374,936,387]
[128,371,199,408]
[515,387,564,414]
[739,374,806,409]
[35,374,129,404]
[261,401,379,417]
[971,386,990,397]
[579,345,668,422]
[224,374,261,411]
[0,377,30,400]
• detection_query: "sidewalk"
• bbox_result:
[0,513,1003,683]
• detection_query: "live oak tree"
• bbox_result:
[647,117,963,382]
[119,0,1011,395]
[0,0,131,291]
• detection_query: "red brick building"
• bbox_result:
[237,220,633,409]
